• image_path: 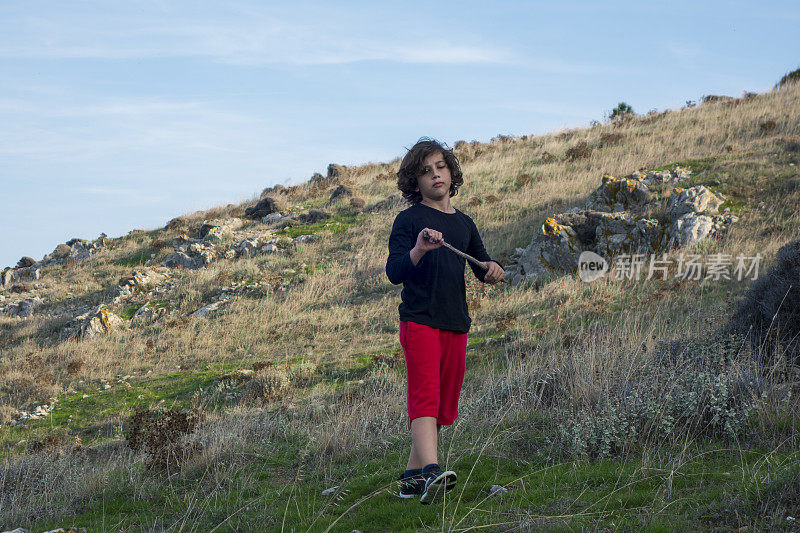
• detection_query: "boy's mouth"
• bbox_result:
[433,182,443,188]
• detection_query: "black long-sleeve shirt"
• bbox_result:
[385,202,501,333]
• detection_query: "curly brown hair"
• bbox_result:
[396,137,463,204]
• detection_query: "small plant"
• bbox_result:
[607,102,634,122]
[541,151,555,163]
[239,366,291,406]
[124,407,203,471]
[565,140,592,161]
[515,173,531,188]
[760,120,777,133]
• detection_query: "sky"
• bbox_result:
[1,1,799,269]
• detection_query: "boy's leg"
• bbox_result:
[436,329,468,426]
[406,416,438,470]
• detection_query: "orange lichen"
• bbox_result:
[542,217,564,237]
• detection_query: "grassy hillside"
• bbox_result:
[1,79,799,532]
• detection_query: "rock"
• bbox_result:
[61,306,124,340]
[16,256,35,269]
[245,197,282,220]
[665,186,726,218]
[349,197,365,210]
[585,174,653,214]
[163,251,202,269]
[1,268,14,288]
[2,528,29,533]
[488,484,508,497]
[511,216,584,283]
[131,303,166,326]
[294,235,314,244]
[112,267,170,304]
[664,212,737,249]
[261,244,279,254]
[261,212,292,225]
[235,233,278,258]
[198,218,241,243]
[592,211,659,259]
[40,237,105,266]
[190,293,235,318]
[16,297,43,318]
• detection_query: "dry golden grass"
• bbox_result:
[1,83,798,408]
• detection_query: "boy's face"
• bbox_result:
[414,151,452,202]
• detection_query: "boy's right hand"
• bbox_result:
[410,228,444,266]
[414,228,444,253]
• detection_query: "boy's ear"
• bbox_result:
[414,186,419,192]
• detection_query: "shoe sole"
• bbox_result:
[420,471,457,505]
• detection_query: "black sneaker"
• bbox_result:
[397,471,426,498]
[419,465,457,505]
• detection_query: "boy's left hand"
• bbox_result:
[481,261,505,284]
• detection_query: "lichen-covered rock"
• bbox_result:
[2,268,15,287]
[235,232,279,258]
[163,251,202,269]
[631,166,692,186]
[592,211,660,258]
[198,218,242,243]
[665,185,726,219]
[112,267,170,304]
[585,175,653,214]
[131,303,166,326]
[16,297,43,318]
[664,212,738,248]
[504,168,735,286]
[509,217,584,283]
[61,306,124,340]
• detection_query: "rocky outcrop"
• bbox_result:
[234,232,281,258]
[505,168,737,285]
[0,297,43,318]
[112,267,171,304]
[60,306,124,340]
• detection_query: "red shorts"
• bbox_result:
[399,320,468,426]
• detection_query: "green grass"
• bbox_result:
[21,435,800,532]
[0,363,243,453]
[275,213,363,239]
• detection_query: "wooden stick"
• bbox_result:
[423,230,488,271]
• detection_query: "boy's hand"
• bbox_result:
[415,228,444,252]
[480,261,505,284]
[409,228,443,266]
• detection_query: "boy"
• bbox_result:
[385,137,505,504]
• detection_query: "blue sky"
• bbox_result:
[1,1,798,269]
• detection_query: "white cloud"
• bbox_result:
[0,4,516,65]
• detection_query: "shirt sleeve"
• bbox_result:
[386,213,419,285]
[465,217,502,282]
